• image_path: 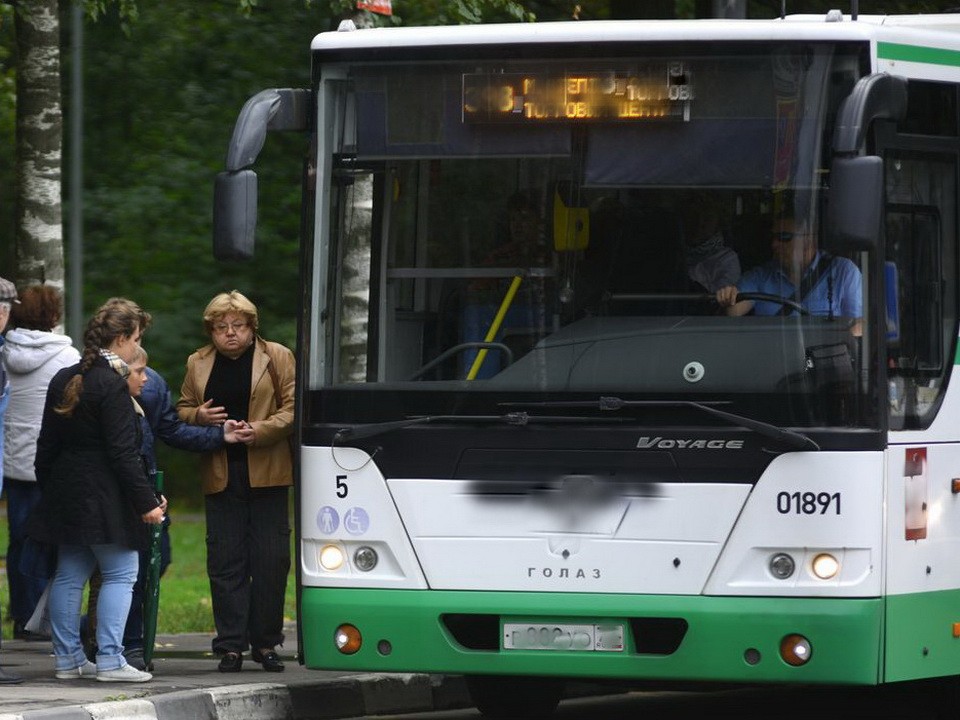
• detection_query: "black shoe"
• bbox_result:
[80,619,97,662]
[123,648,147,671]
[0,667,23,685]
[13,622,50,642]
[251,648,285,672]
[218,652,243,673]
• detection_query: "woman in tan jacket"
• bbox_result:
[177,290,294,673]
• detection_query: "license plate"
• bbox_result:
[502,622,624,652]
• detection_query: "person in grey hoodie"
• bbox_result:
[2,285,80,641]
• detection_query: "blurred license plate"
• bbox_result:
[502,622,624,652]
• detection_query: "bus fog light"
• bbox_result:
[319,544,345,571]
[354,546,378,572]
[811,553,839,579]
[768,552,795,579]
[335,624,362,654]
[780,634,812,666]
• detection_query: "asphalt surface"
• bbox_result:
[0,624,474,720]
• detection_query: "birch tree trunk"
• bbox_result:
[338,174,372,383]
[14,0,63,289]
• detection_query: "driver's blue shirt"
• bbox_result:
[736,250,862,317]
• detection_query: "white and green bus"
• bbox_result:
[215,9,960,717]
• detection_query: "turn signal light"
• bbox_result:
[335,624,362,654]
[780,634,812,666]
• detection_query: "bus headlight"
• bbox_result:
[353,546,378,572]
[768,552,795,579]
[811,553,840,579]
[319,544,345,571]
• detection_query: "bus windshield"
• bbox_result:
[313,43,877,430]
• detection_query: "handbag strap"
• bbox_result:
[265,345,283,411]
[265,344,295,465]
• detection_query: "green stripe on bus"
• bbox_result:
[877,41,960,67]
[886,587,960,682]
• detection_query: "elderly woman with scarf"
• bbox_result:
[29,298,164,683]
[176,290,294,674]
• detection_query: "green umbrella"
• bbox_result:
[142,470,165,667]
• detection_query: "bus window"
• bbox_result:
[884,155,958,429]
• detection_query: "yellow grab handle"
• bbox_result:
[466,275,523,381]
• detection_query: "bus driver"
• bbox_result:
[714,212,862,323]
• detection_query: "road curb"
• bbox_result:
[0,673,473,720]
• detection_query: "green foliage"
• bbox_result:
[388,0,535,24]
[80,13,307,351]
[82,0,137,20]
[287,0,538,25]
[74,3,311,502]
[0,2,15,272]
[0,5,13,134]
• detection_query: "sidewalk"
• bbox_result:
[0,625,473,720]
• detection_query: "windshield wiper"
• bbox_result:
[501,396,820,452]
[333,412,627,443]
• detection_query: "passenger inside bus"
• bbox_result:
[580,192,690,316]
[680,194,741,294]
[460,191,557,378]
[575,190,738,317]
[465,191,552,300]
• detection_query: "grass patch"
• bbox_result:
[0,506,296,638]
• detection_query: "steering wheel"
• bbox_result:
[735,291,809,316]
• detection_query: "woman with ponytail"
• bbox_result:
[28,298,163,683]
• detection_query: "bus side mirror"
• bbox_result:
[213,170,257,261]
[212,88,308,261]
[828,155,883,250]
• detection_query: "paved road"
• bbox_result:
[9,629,945,720]
[0,624,474,720]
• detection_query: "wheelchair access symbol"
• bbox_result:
[343,507,370,536]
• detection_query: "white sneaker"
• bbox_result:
[56,660,98,680]
[96,663,153,683]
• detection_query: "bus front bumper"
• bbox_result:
[300,587,882,685]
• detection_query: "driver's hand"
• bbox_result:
[715,285,739,308]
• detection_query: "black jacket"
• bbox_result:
[30,357,160,550]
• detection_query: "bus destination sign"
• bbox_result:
[462,64,692,123]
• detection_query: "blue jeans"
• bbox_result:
[50,543,138,671]
[5,478,47,626]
